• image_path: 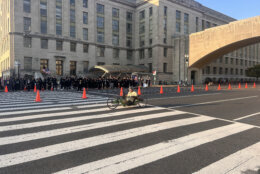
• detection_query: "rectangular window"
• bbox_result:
[139,22,145,34]
[70,9,76,37]
[148,63,152,73]
[97,16,104,29]
[235,68,238,75]
[164,6,167,16]
[97,4,104,14]
[70,42,76,52]
[112,34,119,46]
[70,0,75,6]
[83,44,89,53]
[139,35,145,47]
[24,57,32,70]
[164,48,167,57]
[219,67,223,75]
[23,37,32,48]
[139,49,145,59]
[225,68,228,75]
[148,48,152,58]
[225,57,229,64]
[236,59,238,65]
[240,59,243,66]
[97,31,104,43]
[40,59,48,73]
[184,13,189,34]
[240,69,244,75]
[112,8,119,18]
[41,38,48,49]
[206,66,210,74]
[176,10,181,33]
[245,60,248,66]
[126,23,132,34]
[206,21,211,28]
[230,58,234,64]
[83,0,88,8]
[127,50,133,60]
[56,0,62,35]
[126,37,132,48]
[163,63,167,73]
[83,28,88,40]
[113,49,119,59]
[139,10,145,20]
[23,0,31,13]
[127,12,133,21]
[24,17,31,31]
[83,61,89,73]
[56,40,63,50]
[97,46,105,57]
[230,68,234,75]
[213,67,217,74]
[70,61,77,76]
[219,57,223,63]
[112,20,119,32]
[83,12,88,24]
[196,17,199,32]
[56,60,63,76]
[202,20,205,30]
[149,7,153,16]
[40,0,47,34]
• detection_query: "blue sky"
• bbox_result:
[195,0,260,20]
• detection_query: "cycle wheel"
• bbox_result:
[138,96,148,108]
[107,97,120,110]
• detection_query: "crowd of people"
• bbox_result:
[0,76,150,91]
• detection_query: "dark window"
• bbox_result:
[24,57,32,70]
[56,40,63,50]
[83,44,89,53]
[70,42,76,52]
[164,48,167,57]
[97,46,105,57]
[148,63,152,73]
[23,37,32,48]
[23,0,31,13]
[83,28,88,40]
[83,0,88,8]
[139,49,145,59]
[148,48,152,58]
[149,7,153,16]
[112,20,119,32]
[97,4,104,14]
[126,12,132,21]
[70,61,77,76]
[97,16,104,29]
[97,31,104,43]
[139,10,145,20]
[83,12,88,24]
[41,39,48,49]
[163,63,167,73]
[24,17,31,31]
[127,50,133,60]
[164,6,167,16]
[113,49,119,59]
[112,8,119,18]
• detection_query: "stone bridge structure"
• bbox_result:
[189,16,260,68]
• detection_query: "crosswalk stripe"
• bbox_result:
[0,107,163,132]
[54,123,254,174]
[0,104,108,122]
[193,142,260,174]
[0,115,213,168]
[0,100,106,112]
[0,110,185,145]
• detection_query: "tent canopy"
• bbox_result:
[89,65,149,74]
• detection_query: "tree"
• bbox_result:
[246,64,260,80]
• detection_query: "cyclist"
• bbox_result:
[121,87,138,106]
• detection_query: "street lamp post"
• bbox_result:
[184,54,189,83]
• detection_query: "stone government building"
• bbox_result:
[0,0,259,84]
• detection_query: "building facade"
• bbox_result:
[0,0,259,84]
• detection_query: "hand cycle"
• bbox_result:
[107,95,148,110]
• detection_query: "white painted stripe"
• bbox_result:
[0,100,106,112]
[0,115,212,168]
[0,107,163,132]
[233,112,260,121]
[0,98,106,108]
[54,123,253,174]
[0,110,186,145]
[170,96,258,109]
[193,142,260,174]
[0,104,108,122]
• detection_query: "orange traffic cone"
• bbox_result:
[4,86,8,93]
[160,86,163,94]
[217,84,221,90]
[177,85,181,93]
[138,86,141,95]
[35,90,42,102]
[120,87,123,96]
[238,83,241,89]
[191,85,194,92]
[82,88,87,99]
[253,82,256,88]
[245,83,248,89]
[228,83,232,90]
[24,86,27,91]
[205,84,208,91]
[34,85,37,92]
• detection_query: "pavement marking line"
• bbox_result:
[0,100,107,112]
[0,104,108,123]
[170,96,258,109]
[0,112,208,168]
[233,112,260,121]
[54,123,253,174]
[0,107,164,132]
[193,142,260,174]
[0,111,200,147]
[149,93,221,100]
[0,98,107,108]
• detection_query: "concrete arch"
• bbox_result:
[189,16,260,68]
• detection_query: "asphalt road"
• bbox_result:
[0,87,259,174]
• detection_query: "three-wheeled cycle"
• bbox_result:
[107,95,148,110]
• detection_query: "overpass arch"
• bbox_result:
[189,16,260,68]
